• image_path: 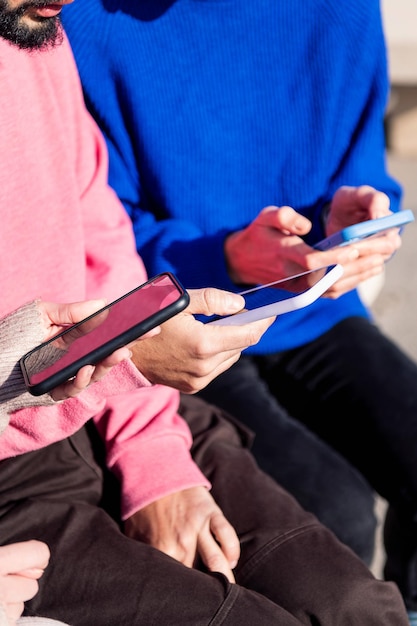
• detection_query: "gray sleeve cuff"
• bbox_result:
[0,302,55,432]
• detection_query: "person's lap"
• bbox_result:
[200,315,417,608]
[197,347,377,564]
[263,317,417,505]
[179,395,406,622]
[0,410,407,624]
[0,428,298,625]
[266,316,417,608]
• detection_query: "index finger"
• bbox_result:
[210,512,240,569]
[206,316,274,351]
[356,186,391,217]
[347,230,402,255]
[258,206,311,236]
[196,529,236,584]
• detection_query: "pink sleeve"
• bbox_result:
[61,42,210,517]
[74,83,148,302]
[0,360,151,458]
[93,386,210,520]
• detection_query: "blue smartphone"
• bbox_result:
[20,273,189,396]
[314,209,414,251]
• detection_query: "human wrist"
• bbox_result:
[0,301,45,393]
[0,301,55,425]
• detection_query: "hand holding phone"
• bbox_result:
[207,264,343,326]
[314,209,414,251]
[129,286,275,394]
[20,273,189,396]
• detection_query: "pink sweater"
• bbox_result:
[0,36,208,518]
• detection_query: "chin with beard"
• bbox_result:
[0,0,63,50]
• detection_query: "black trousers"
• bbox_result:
[0,396,408,625]
[198,316,417,609]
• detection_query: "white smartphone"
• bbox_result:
[207,264,343,326]
[314,209,414,251]
[20,272,189,396]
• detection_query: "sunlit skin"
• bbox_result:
[0,0,74,48]
[225,185,401,298]
[7,0,73,22]
[0,541,50,625]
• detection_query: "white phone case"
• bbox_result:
[208,264,344,326]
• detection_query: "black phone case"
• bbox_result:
[20,273,189,396]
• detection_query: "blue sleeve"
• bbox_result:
[304,3,402,244]
[104,135,238,292]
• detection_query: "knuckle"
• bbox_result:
[181,382,200,394]
[304,257,317,271]
[192,339,212,361]
[200,287,219,313]
[245,326,262,346]
[205,552,225,572]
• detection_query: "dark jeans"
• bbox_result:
[198,316,417,609]
[0,397,408,625]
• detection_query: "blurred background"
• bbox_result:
[375,0,417,358]
[366,0,417,576]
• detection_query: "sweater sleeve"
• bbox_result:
[66,25,238,294]
[304,3,402,244]
[72,124,212,515]
[67,39,211,515]
[102,134,234,291]
[93,386,210,520]
[0,302,56,433]
[71,97,150,301]
[0,356,155,459]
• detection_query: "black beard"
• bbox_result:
[0,1,63,50]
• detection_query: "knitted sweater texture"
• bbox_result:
[0,302,57,434]
[64,0,402,353]
[0,35,208,518]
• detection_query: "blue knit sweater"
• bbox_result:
[63,0,402,354]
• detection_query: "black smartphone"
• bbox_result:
[20,272,189,396]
